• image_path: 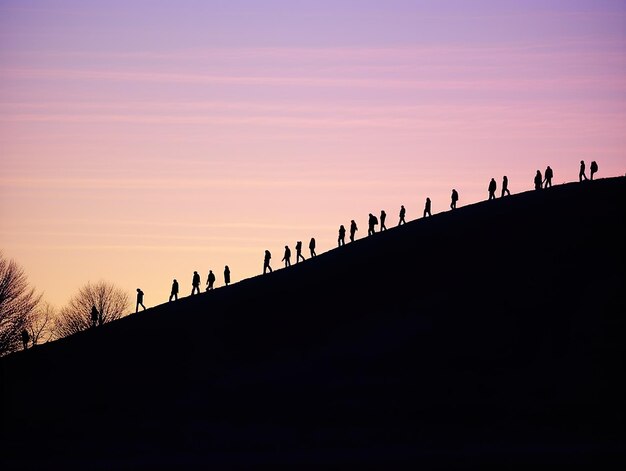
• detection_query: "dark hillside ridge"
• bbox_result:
[2,177,625,470]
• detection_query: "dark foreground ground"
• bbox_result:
[1,177,625,470]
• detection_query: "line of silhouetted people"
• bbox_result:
[117,264,233,318]
[127,160,600,314]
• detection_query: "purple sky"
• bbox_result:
[1,0,625,309]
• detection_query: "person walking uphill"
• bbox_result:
[136,288,146,313]
[295,241,305,263]
[380,210,387,231]
[424,197,432,217]
[206,270,216,291]
[263,250,273,274]
[169,279,179,301]
[590,160,598,181]
[224,265,231,286]
[91,304,99,328]
[368,213,378,236]
[450,189,459,210]
[350,220,358,242]
[534,170,543,190]
[191,271,201,295]
[543,166,553,188]
[398,205,406,225]
[488,178,497,200]
[282,245,291,268]
[309,238,317,257]
[501,176,511,197]
[579,160,588,182]
[338,225,346,246]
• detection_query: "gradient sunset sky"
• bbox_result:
[1,0,625,310]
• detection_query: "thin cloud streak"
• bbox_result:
[4,67,623,91]
[0,221,330,236]
[0,176,397,190]
[7,244,267,253]
[3,38,624,61]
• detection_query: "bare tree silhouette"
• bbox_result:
[28,301,55,346]
[54,281,129,339]
[0,252,42,356]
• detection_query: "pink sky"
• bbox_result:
[1,0,625,310]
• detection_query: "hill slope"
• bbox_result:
[2,177,625,469]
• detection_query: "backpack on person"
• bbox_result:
[591,161,598,173]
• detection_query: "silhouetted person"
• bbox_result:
[579,160,588,182]
[450,189,459,209]
[263,250,273,274]
[21,329,29,350]
[368,213,378,236]
[338,225,346,246]
[309,238,316,257]
[423,197,432,217]
[590,160,598,181]
[398,205,406,225]
[295,241,305,263]
[350,220,358,242]
[136,288,146,313]
[224,266,231,286]
[169,279,179,301]
[191,270,201,295]
[534,170,542,190]
[488,178,497,200]
[90,305,99,328]
[206,270,216,290]
[282,245,291,267]
[501,176,510,197]
[380,210,387,231]
[543,166,553,188]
